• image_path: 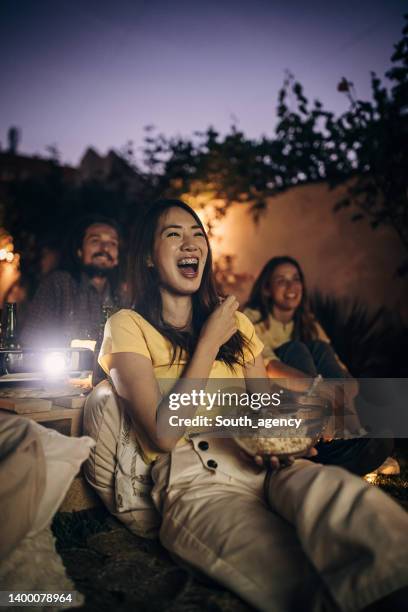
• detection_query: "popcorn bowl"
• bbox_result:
[234,393,331,459]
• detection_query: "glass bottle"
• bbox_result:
[2,303,20,349]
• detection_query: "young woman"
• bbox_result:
[244,256,355,380]
[244,256,395,475]
[83,200,407,612]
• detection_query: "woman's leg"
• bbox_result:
[82,381,120,510]
[266,460,408,611]
[275,340,318,376]
[82,381,160,538]
[304,340,347,379]
[152,447,331,612]
[305,341,396,474]
[275,339,349,380]
[276,340,392,474]
[311,437,393,476]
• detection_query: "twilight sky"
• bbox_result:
[0,0,406,166]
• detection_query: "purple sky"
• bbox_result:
[0,0,406,166]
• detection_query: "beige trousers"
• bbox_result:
[82,382,160,538]
[83,384,408,611]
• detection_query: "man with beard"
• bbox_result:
[21,215,125,348]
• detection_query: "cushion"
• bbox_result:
[28,422,95,535]
[0,414,95,603]
[0,413,46,560]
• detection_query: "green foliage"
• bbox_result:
[142,124,273,219]
[324,18,408,274]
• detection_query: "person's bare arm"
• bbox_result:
[109,296,240,452]
[265,359,312,393]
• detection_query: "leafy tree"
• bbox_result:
[274,16,408,273]
[333,21,408,274]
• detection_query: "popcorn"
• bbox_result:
[234,393,329,457]
[235,435,314,457]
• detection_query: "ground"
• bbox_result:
[52,444,408,612]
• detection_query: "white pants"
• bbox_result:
[151,437,408,612]
[83,384,408,611]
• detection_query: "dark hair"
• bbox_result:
[246,256,318,342]
[61,214,123,300]
[128,199,249,368]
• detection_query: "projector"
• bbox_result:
[0,347,94,380]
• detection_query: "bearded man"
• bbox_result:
[21,215,126,347]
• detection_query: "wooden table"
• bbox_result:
[23,404,85,436]
[0,394,87,436]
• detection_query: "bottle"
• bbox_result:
[92,305,113,387]
[2,303,20,349]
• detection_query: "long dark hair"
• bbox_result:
[246,256,318,342]
[61,214,124,302]
[128,199,249,368]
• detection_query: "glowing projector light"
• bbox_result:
[42,351,67,377]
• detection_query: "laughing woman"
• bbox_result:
[83,200,407,612]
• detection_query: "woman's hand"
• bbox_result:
[239,447,318,471]
[257,446,318,469]
[198,295,239,353]
[254,453,294,470]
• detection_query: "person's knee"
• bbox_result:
[276,340,317,376]
[280,340,311,359]
[307,340,334,358]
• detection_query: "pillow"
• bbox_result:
[0,414,95,605]
[0,413,46,560]
[28,422,95,535]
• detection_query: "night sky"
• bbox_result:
[1,0,406,165]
